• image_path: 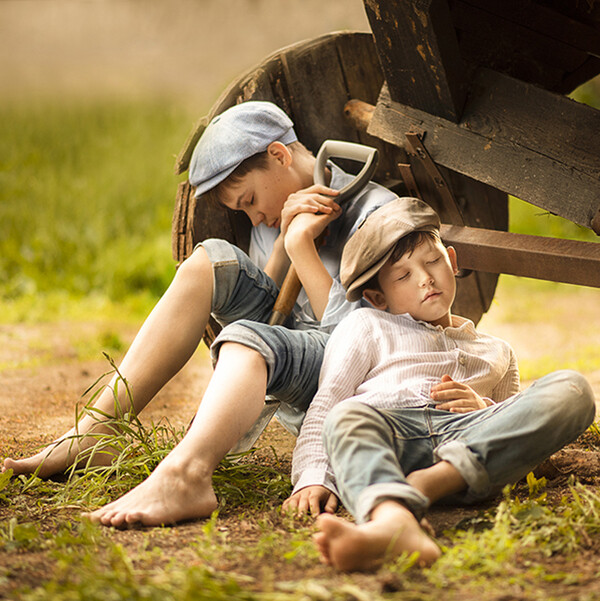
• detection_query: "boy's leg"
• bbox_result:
[84,341,268,527]
[432,370,596,502]
[3,247,214,478]
[85,320,328,527]
[317,401,442,570]
[3,239,281,478]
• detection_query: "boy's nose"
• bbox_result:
[419,271,434,286]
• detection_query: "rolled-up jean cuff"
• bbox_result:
[195,238,242,316]
[210,323,277,387]
[435,440,490,497]
[356,482,431,524]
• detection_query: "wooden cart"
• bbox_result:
[172,0,600,344]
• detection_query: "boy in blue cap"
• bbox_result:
[3,101,396,527]
[284,197,595,571]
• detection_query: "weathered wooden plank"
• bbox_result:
[280,36,362,154]
[453,0,600,59]
[450,0,589,91]
[363,0,467,122]
[441,224,600,287]
[369,70,600,232]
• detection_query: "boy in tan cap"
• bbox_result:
[283,197,595,571]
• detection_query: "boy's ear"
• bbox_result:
[267,141,292,167]
[362,288,388,311]
[446,246,459,275]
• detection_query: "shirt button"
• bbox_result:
[459,357,466,365]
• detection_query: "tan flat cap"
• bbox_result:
[341,197,440,301]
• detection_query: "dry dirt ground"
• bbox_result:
[1,282,600,599]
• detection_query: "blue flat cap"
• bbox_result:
[189,101,298,198]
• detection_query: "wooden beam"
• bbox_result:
[363,0,467,122]
[368,68,600,233]
[454,0,600,59]
[440,224,600,288]
[450,0,589,92]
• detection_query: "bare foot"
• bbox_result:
[83,454,218,527]
[2,428,114,479]
[314,502,441,572]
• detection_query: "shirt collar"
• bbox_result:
[392,312,477,338]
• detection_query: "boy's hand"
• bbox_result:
[280,185,341,239]
[282,485,338,516]
[431,375,490,413]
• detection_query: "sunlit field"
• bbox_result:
[0,100,196,322]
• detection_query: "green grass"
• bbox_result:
[0,99,195,310]
[508,195,600,242]
[4,468,600,600]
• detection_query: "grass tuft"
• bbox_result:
[9,354,291,514]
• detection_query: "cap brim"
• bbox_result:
[193,164,238,198]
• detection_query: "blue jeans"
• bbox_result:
[322,370,595,523]
[199,238,330,435]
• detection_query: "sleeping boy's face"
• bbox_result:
[218,142,311,229]
[362,236,458,328]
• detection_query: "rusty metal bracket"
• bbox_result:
[404,131,465,226]
[397,163,423,200]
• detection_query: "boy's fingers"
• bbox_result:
[310,496,322,516]
[324,494,338,514]
[431,387,462,401]
[435,398,470,410]
[281,497,296,513]
[304,184,340,196]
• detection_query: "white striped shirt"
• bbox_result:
[291,307,520,495]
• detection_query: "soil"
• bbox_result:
[1,288,600,599]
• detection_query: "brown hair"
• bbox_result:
[360,229,442,295]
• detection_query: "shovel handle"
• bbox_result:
[268,140,379,326]
[268,265,304,325]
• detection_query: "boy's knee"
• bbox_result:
[562,370,596,423]
[178,246,212,281]
[218,341,267,367]
[539,370,596,428]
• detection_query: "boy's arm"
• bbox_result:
[285,311,374,514]
[281,186,342,320]
[263,234,290,287]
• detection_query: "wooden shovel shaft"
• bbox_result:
[268,266,303,326]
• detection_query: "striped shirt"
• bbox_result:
[291,307,520,495]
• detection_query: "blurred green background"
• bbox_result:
[1,0,599,325]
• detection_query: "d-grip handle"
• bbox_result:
[268,140,379,326]
[313,140,379,204]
